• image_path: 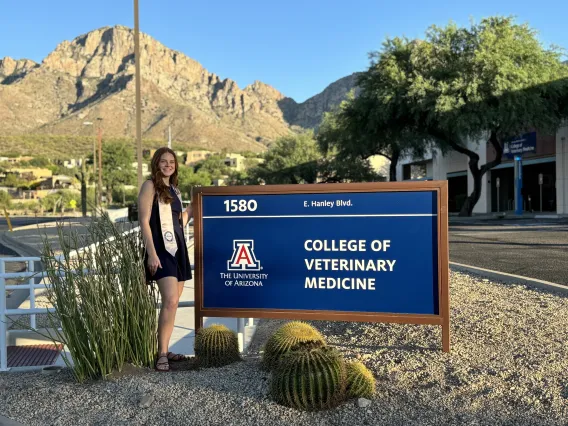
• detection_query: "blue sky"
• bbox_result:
[1,0,567,103]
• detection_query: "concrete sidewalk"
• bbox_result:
[449,212,568,224]
[164,237,257,359]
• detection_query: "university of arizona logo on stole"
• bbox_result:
[227,240,261,271]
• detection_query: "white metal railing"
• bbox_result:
[0,257,55,371]
[0,223,252,371]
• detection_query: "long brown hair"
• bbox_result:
[150,147,179,204]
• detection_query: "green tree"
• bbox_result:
[177,166,212,199]
[244,131,381,184]
[354,16,568,215]
[2,173,29,189]
[28,157,51,168]
[225,170,251,186]
[316,99,423,182]
[317,155,383,183]
[101,142,136,205]
[250,132,322,184]
[194,153,231,179]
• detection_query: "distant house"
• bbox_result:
[223,153,245,171]
[63,159,83,169]
[4,167,52,182]
[1,156,34,165]
[32,175,75,190]
[185,150,212,166]
[224,153,263,172]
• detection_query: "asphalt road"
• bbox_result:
[450,221,568,286]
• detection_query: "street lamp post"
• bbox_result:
[97,118,103,207]
[134,0,143,190]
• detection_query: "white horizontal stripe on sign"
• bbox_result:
[203,214,437,219]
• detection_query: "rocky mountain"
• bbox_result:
[0,26,359,156]
[280,73,361,129]
[0,57,38,83]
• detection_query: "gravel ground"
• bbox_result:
[0,270,567,426]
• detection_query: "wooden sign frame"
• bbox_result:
[192,181,450,352]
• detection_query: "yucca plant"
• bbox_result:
[39,215,158,382]
[346,360,376,399]
[270,343,347,411]
[262,321,326,371]
[194,324,241,368]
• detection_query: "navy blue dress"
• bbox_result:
[145,185,192,284]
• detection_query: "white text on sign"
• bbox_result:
[304,239,396,291]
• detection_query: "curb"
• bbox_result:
[0,231,42,258]
[450,262,568,295]
[0,415,25,426]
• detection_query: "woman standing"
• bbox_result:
[138,147,193,372]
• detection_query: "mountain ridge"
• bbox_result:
[0,25,359,157]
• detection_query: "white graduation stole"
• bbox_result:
[158,186,183,257]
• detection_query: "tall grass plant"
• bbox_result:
[40,215,158,382]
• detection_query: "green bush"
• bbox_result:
[10,200,39,214]
[346,360,376,399]
[39,215,158,382]
[194,324,241,368]
[261,321,326,371]
[270,343,347,411]
[111,187,138,207]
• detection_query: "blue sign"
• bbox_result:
[503,132,537,159]
[199,190,440,315]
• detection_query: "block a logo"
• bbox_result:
[228,240,261,271]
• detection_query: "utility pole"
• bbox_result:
[83,121,97,211]
[93,132,97,210]
[134,0,143,190]
[77,159,87,217]
[97,118,103,207]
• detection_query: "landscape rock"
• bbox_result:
[138,394,154,408]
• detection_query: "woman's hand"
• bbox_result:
[147,253,162,276]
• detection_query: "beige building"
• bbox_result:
[5,167,53,181]
[223,153,263,172]
[0,156,34,164]
[223,153,247,171]
[185,150,212,166]
[396,123,568,215]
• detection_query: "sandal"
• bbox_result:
[155,354,170,372]
[166,352,186,362]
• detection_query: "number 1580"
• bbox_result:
[224,199,258,212]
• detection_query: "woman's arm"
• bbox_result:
[138,180,161,274]
[182,199,193,227]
